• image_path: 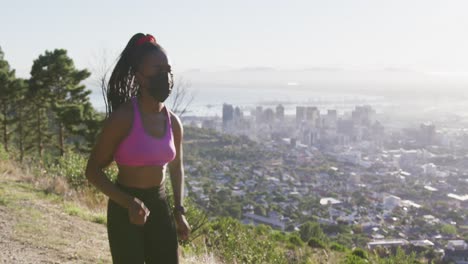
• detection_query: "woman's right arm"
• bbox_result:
[85,111,133,209]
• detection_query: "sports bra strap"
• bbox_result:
[131,97,142,129]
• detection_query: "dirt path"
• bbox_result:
[0,161,221,264]
[0,173,111,264]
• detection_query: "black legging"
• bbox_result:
[107,182,179,264]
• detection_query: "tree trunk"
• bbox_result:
[18,103,24,162]
[2,102,8,152]
[59,122,64,156]
[37,107,43,158]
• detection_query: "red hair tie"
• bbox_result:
[135,34,157,46]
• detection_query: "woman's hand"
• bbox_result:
[128,197,150,226]
[174,214,191,241]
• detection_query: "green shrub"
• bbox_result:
[0,144,9,160]
[308,237,326,249]
[288,234,304,247]
[351,248,368,259]
[330,242,348,252]
[48,151,118,188]
[205,217,287,263]
[343,254,368,264]
[271,231,287,242]
[299,221,325,242]
[375,247,419,264]
[48,151,88,188]
[255,224,272,235]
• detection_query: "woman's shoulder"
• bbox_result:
[103,100,134,132]
[112,100,134,119]
[167,108,183,134]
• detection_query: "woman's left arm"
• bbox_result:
[168,111,190,240]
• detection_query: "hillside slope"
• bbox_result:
[0,171,111,263]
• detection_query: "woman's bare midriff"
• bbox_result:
[116,164,167,188]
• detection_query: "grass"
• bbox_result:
[63,202,107,224]
[15,221,47,237]
[0,195,9,206]
[0,162,113,263]
[1,159,107,224]
[0,177,62,207]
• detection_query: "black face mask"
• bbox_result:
[146,72,173,102]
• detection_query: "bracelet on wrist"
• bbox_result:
[173,205,186,215]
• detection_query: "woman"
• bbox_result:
[85,33,190,264]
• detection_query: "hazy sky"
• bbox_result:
[2,0,468,82]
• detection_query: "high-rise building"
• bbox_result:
[222,103,234,130]
[305,106,320,127]
[306,106,319,121]
[276,104,285,120]
[234,106,243,119]
[264,108,275,123]
[323,109,337,129]
[337,119,354,135]
[419,123,436,146]
[255,106,264,122]
[296,106,306,124]
[352,105,376,126]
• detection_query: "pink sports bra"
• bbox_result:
[114,97,176,166]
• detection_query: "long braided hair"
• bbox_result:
[103,33,166,117]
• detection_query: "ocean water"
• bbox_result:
[90,84,387,117]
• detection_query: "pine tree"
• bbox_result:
[0,46,17,152]
[10,78,31,161]
[74,102,104,153]
[29,49,91,156]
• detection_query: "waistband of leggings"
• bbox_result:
[115,181,166,195]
